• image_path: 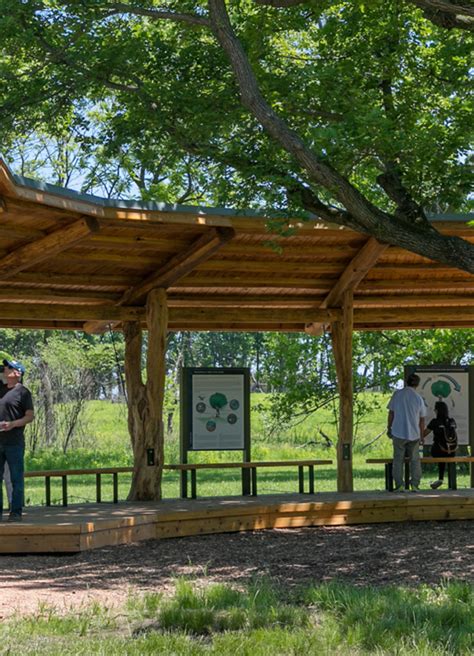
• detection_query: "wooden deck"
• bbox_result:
[1,489,473,554]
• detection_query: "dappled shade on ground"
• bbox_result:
[0,520,472,618]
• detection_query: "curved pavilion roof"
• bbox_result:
[0,159,473,334]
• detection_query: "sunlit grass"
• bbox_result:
[0,579,471,655]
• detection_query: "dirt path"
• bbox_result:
[0,520,472,618]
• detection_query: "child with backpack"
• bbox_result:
[423,401,458,489]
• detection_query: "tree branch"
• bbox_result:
[84,2,210,26]
[253,0,306,6]
[407,0,474,31]
[252,0,474,31]
[207,0,474,272]
[377,78,432,228]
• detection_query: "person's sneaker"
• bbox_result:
[430,480,443,490]
[7,513,22,522]
[410,485,420,492]
[392,486,404,492]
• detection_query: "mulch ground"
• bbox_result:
[0,520,472,618]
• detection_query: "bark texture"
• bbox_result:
[331,290,354,493]
[124,289,168,501]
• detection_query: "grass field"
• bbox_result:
[0,578,472,655]
[21,395,471,506]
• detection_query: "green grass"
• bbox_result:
[21,396,471,506]
[0,579,472,655]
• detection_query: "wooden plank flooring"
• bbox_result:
[0,489,473,553]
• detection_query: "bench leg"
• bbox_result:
[298,465,304,494]
[251,467,257,496]
[404,461,410,490]
[241,468,251,496]
[308,465,315,494]
[447,462,457,490]
[96,473,102,503]
[191,469,197,499]
[180,470,188,499]
[62,476,68,507]
[45,477,51,506]
[113,472,118,503]
[385,464,393,491]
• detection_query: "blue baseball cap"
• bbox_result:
[3,359,25,375]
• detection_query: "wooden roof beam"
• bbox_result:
[0,303,143,322]
[84,227,236,334]
[0,216,100,280]
[0,289,120,304]
[305,237,388,335]
[121,227,236,305]
[169,307,339,324]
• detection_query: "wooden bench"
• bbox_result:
[366,457,474,491]
[23,460,333,505]
[24,467,134,506]
[168,460,333,499]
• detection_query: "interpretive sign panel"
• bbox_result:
[181,367,250,452]
[406,365,473,446]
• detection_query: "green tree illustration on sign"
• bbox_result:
[209,393,228,417]
[431,381,451,399]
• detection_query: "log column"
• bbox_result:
[124,288,168,501]
[331,290,354,493]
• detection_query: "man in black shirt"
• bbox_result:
[0,359,34,521]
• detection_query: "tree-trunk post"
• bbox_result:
[124,288,168,501]
[331,290,354,492]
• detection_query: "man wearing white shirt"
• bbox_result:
[387,373,426,491]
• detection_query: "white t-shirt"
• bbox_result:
[387,386,427,441]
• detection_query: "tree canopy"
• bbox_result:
[0,1,473,270]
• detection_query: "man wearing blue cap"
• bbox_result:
[0,359,34,521]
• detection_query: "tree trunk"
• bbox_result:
[124,288,168,501]
[331,290,354,493]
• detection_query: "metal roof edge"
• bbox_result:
[2,159,473,224]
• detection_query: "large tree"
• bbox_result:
[0,0,473,270]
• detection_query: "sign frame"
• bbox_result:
[180,367,251,495]
[405,365,474,478]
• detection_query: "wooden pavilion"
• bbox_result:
[0,159,473,499]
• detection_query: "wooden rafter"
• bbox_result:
[121,227,236,305]
[6,271,141,290]
[84,227,235,333]
[306,237,388,334]
[0,217,100,280]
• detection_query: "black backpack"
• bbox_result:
[441,418,458,453]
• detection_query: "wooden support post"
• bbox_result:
[124,288,168,501]
[331,290,354,492]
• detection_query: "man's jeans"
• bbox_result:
[0,444,24,516]
[392,437,421,488]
